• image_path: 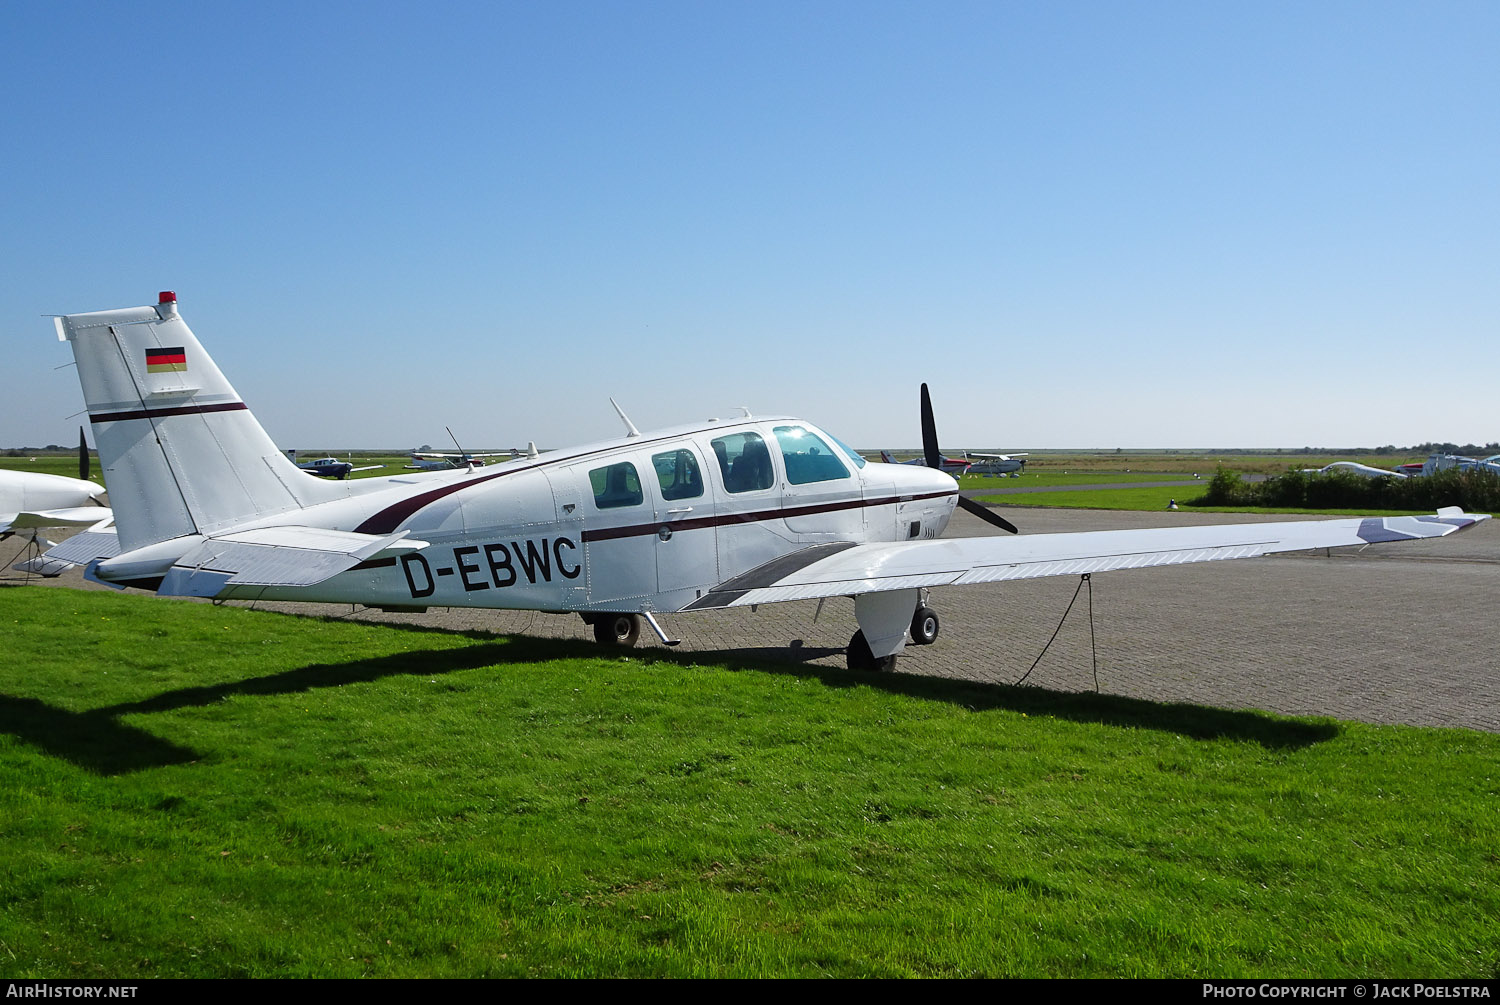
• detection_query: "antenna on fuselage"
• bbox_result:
[610,398,641,438]
[446,426,477,468]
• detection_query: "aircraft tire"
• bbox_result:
[593,613,641,648]
[846,630,896,672]
[910,606,940,646]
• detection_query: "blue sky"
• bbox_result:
[4,1,1496,451]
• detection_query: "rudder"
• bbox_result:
[56,292,338,552]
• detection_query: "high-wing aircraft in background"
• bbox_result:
[48,293,1489,671]
[967,452,1029,476]
[406,443,539,471]
[2,429,112,576]
[879,449,975,477]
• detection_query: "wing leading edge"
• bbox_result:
[683,509,1490,611]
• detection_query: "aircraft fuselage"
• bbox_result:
[218,418,958,614]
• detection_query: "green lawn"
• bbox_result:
[1,587,1495,978]
[957,471,1194,490]
[973,484,1429,516]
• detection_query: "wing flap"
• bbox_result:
[159,527,426,597]
[682,511,1489,610]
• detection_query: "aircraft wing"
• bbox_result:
[1,507,113,533]
[682,509,1489,610]
[156,527,426,597]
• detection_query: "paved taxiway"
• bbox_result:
[13,506,1499,732]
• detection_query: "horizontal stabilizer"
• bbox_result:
[158,527,426,598]
[41,528,122,567]
[683,510,1491,611]
[12,554,77,577]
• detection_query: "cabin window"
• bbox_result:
[773,425,850,484]
[589,461,644,509]
[652,448,703,501]
[711,432,774,493]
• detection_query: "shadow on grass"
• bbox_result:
[0,641,517,776]
[258,621,1341,751]
[291,623,1339,751]
[0,696,200,775]
[1,621,1334,775]
[695,647,1339,751]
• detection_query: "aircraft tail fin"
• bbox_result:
[56,292,341,552]
[880,450,897,464]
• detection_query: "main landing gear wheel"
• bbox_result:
[593,613,641,648]
[847,630,897,673]
[910,606,940,646]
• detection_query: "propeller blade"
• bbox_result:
[920,383,940,469]
[78,426,89,482]
[923,382,1020,533]
[957,495,1019,534]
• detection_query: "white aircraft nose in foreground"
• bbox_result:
[50,292,1488,670]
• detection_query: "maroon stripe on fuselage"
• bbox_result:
[90,401,249,423]
[578,491,955,542]
[353,468,519,535]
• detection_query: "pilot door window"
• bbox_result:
[711,432,775,494]
[589,461,644,509]
[652,448,704,501]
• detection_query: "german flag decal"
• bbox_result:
[146,347,187,373]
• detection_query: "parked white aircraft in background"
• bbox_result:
[2,432,112,576]
[1422,454,1500,477]
[1302,461,1407,479]
[406,444,537,471]
[46,293,1489,670]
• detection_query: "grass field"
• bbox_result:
[971,484,1430,517]
[957,471,1193,490]
[2,587,1496,978]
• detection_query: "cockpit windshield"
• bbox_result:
[827,432,867,469]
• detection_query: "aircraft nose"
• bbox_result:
[888,462,961,534]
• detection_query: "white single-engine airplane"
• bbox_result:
[967,452,1029,476]
[2,430,113,576]
[48,293,1489,670]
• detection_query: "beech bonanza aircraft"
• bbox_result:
[47,293,1489,670]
